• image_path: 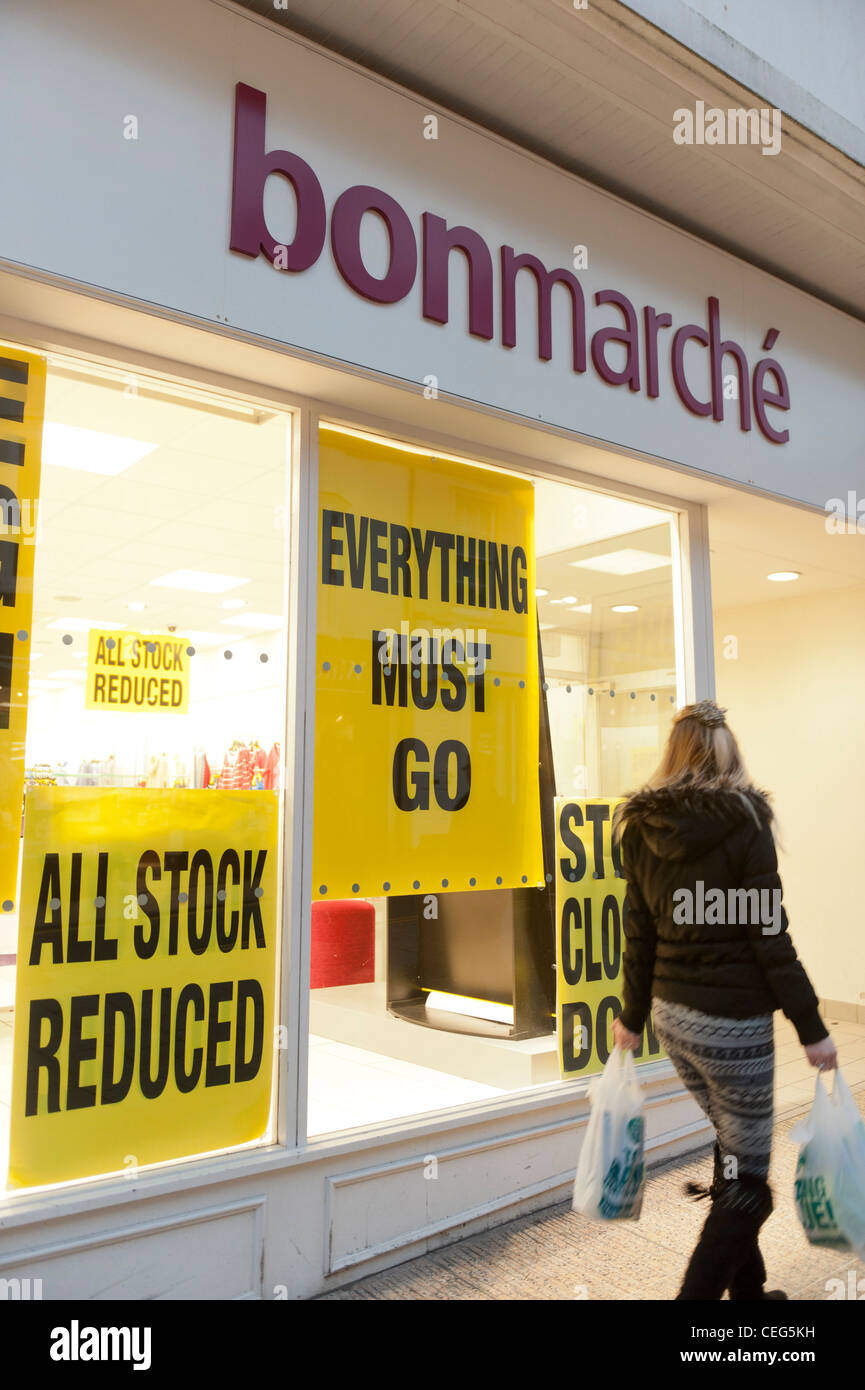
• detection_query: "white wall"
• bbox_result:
[714,585,865,1007]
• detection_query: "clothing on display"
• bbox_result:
[145,754,172,789]
[264,741,280,791]
[193,747,212,790]
[211,740,281,791]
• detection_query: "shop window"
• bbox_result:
[307,425,683,1137]
[0,349,291,1190]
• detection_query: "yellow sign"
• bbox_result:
[555,797,665,1077]
[8,787,278,1188]
[86,631,191,712]
[314,428,543,900]
[0,346,46,914]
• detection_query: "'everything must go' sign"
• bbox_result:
[8,788,278,1188]
[313,428,544,899]
[555,797,665,1077]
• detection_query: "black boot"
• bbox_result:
[675,1173,774,1301]
[728,1238,787,1300]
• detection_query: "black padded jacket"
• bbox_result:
[617,784,828,1047]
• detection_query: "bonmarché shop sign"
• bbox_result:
[230,83,791,446]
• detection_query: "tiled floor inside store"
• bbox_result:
[307,1034,505,1136]
[307,1012,865,1135]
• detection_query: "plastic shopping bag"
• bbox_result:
[789,1067,865,1261]
[572,1045,645,1221]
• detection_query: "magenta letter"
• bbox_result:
[708,297,751,432]
[643,306,673,398]
[753,356,790,444]
[672,323,712,417]
[500,247,586,372]
[229,83,326,270]
[422,214,493,339]
[331,186,417,304]
[591,290,641,391]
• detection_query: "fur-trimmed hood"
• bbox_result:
[615,783,773,861]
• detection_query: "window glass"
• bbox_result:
[307,425,681,1138]
[1,351,290,1190]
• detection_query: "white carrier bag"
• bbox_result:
[572,1045,645,1221]
[789,1066,865,1261]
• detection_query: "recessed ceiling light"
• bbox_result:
[571,549,672,575]
[611,604,640,613]
[42,422,157,476]
[48,669,87,680]
[534,588,549,598]
[220,613,283,630]
[767,571,800,582]
[221,598,248,610]
[52,594,81,602]
[46,618,128,632]
[574,603,592,614]
[149,570,251,594]
[128,601,147,612]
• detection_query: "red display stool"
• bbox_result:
[311,899,375,988]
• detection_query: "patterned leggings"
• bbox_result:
[651,997,775,1179]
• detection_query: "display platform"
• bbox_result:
[309,981,561,1089]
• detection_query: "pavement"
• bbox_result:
[318,1015,865,1301]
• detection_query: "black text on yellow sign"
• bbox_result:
[555,797,664,1078]
[0,347,46,912]
[86,630,190,712]
[313,429,544,899]
[9,788,278,1188]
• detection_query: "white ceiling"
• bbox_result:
[30,368,290,683]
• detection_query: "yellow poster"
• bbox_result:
[555,796,665,1077]
[8,787,278,1188]
[0,347,45,914]
[86,630,191,712]
[314,428,544,900]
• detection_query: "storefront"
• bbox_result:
[0,0,863,1299]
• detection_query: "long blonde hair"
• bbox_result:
[614,699,771,836]
[650,701,751,793]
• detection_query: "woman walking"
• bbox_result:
[611,699,837,1301]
